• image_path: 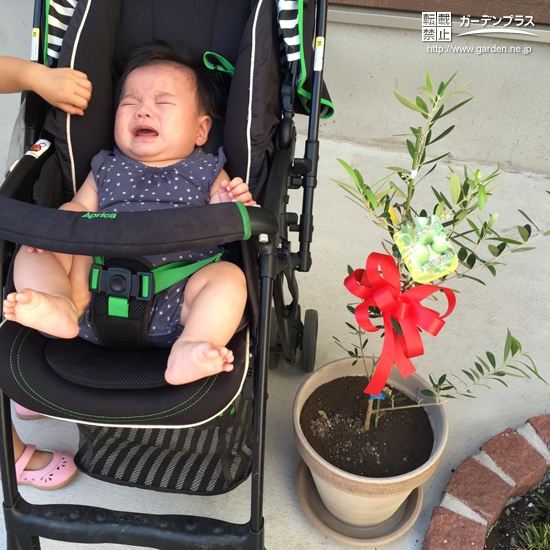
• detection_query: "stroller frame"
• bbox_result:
[0,0,329,548]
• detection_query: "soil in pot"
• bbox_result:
[299,375,434,478]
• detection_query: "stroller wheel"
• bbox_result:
[301,309,318,373]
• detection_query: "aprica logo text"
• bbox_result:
[82,212,117,219]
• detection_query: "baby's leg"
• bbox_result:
[165,261,247,385]
[3,247,80,338]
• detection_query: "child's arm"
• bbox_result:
[61,171,100,212]
[0,56,92,115]
[209,170,256,205]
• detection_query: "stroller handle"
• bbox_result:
[0,196,278,256]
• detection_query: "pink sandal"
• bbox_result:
[15,444,78,490]
[14,403,45,420]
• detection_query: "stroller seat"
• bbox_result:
[0,0,331,548]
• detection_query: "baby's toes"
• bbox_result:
[222,362,234,372]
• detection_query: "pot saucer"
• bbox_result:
[295,459,423,548]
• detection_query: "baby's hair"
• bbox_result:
[115,42,222,119]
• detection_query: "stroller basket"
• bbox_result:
[76,394,253,494]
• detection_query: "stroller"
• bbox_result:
[0,0,332,548]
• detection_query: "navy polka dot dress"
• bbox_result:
[79,146,227,346]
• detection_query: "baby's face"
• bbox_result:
[114,63,211,167]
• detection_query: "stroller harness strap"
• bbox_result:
[203,51,235,76]
[90,253,223,319]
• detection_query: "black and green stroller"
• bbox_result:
[0,0,333,547]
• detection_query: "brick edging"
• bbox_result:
[422,414,550,550]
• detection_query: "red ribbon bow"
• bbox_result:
[344,252,456,396]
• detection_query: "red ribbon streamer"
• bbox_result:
[344,252,456,396]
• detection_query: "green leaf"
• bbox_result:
[459,274,486,285]
[466,219,480,237]
[363,185,379,210]
[487,213,498,229]
[462,369,475,382]
[429,125,455,146]
[517,225,530,242]
[386,167,410,173]
[393,91,429,115]
[406,139,416,160]
[443,71,459,91]
[488,244,500,257]
[449,172,461,204]
[474,362,484,375]
[432,186,453,209]
[504,329,512,361]
[389,181,407,198]
[346,304,355,313]
[420,389,435,397]
[456,210,469,223]
[510,336,521,356]
[419,86,435,103]
[518,210,539,231]
[425,70,433,92]
[458,247,468,261]
[490,237,523,246]
[510,247,536,253]
[439,98,474,119]
[423,152,451,166]
[478,185,487,210]
[415,96,429,117]
[336,159,365,194]
[486,264,497,276]
[435,200,445,217]
[544,230,550,237]
[476,357,491,372]
[489,377,509,387]
[345,322,357,331]
[486,351,496,367]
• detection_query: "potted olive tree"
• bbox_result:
[293,71,547,547]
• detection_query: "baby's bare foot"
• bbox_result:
[165,341,234,385]
[3,289,79,338]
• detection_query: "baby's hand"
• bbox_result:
[217,178,256,206]
[35,67,92,116]
[26,247,44,254]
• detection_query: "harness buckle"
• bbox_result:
[135,271,154,301]
[89,264,154,301]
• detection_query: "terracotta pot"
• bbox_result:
[293,357,448,528]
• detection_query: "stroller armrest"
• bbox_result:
[0,197,278,256]
[1,141,54,203]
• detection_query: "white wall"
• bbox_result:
[297,16,550,175]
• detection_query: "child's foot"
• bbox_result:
[17,446,58,471]
[165,341,234,385]
[3,289,79,338]
[15,444,78,490]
